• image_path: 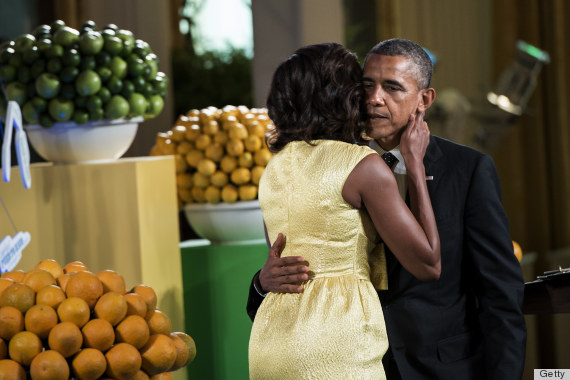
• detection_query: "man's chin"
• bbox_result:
[366,122,391,140]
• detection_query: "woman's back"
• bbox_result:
[260,140,378,277]
[249,140,388,379]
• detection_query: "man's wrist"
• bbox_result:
[253,273,268,297]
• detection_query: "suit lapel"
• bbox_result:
[424,136,445,196]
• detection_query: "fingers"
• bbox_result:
[275,272,309,283]
[259,265,309,293]
[268,233,286,258]
[406,113,416,130]
[405,111,428,137]
[274,256,306,266]
[274,284,305,293]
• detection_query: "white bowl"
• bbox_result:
[24,117,142,164]
[183,200,265,245]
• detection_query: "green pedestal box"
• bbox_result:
[180,239,267,379]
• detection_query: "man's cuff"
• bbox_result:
[253,273,268,297]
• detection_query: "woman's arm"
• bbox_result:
[343,113,440,281]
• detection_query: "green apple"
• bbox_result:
[75,69,101,96]
[72,109,89,125]
[35,72,61,99]
[5,82,28,105]
[48,97,74,122]
[146,94,164,117]
[110,56,127,78]
[105,95,129,119]
[79,30,104,56]
[103,35,123,56]
[22,101,39,124]
[13,34,36,53]
[0,65,16,83]
[53,26,79,47]
[128,92,147,116]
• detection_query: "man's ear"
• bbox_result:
[418,88,436,112]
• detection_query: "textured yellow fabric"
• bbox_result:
[369,243,388,290]
[249,140,388,379]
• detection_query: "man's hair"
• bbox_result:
[266,42,366,152]
[365,38,433,90]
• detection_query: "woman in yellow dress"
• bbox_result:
[248,43,440,379]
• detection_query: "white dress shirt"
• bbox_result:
[369,140,408,201]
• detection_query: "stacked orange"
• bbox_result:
[0,259,196,379]
[150,105,275,206]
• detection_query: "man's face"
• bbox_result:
[362,54,423,150]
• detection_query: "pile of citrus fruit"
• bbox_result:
[150,105,274,206]
[0,259,195,379]
[0,19,167,127]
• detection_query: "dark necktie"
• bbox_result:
[382,152,398,170]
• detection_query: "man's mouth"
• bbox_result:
[368,113,388,120]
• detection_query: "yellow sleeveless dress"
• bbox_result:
[249,140,388,379]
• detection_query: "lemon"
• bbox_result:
[221,185,238,203]
[213,131,229,145]
[228,123,248,140]
[192,172,210,188]
[186,109,199,116]
[205,143,224,162]
[238,152,254,168]
[231,167,251,185]
[203,120,219,135]
[210,171,229,187]
[174,155,188,174]
[176,140,193,155]
[191,187,206,203]
[247,122,267,138]
[195,135,212,150]
[254,148,272,166]
[226,139,244,157]
[185,150,204,168]
[197,159,216,176]
[178,188,193,203]
[198,109,216,125]
[251,166,265,185]
[184,124,201,141]
[244,135,262,152]
[204,186,221,204]
[220,156,238,174]
[176,173,193,188]
[239,185,258,201]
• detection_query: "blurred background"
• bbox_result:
[1,0,568,375]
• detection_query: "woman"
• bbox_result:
[248,43,440,379]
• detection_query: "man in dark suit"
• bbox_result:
[246,38,526,379]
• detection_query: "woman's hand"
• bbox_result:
[400,111,430,172]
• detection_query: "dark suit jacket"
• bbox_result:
[246,135,527,379]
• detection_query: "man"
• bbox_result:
[246,39,526,379]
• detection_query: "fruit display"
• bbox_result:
[0,19,167,127]
[150,105,275,206]
[0,259,196,378]
[513,240,523,262]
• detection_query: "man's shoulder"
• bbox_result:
[429,135,489,162]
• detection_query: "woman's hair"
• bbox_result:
[265,43,366,152]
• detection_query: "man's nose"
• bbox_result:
[367,87,386,106]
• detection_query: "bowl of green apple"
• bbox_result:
[0,19,167,164]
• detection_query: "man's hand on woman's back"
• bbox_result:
[258,233,309,293]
